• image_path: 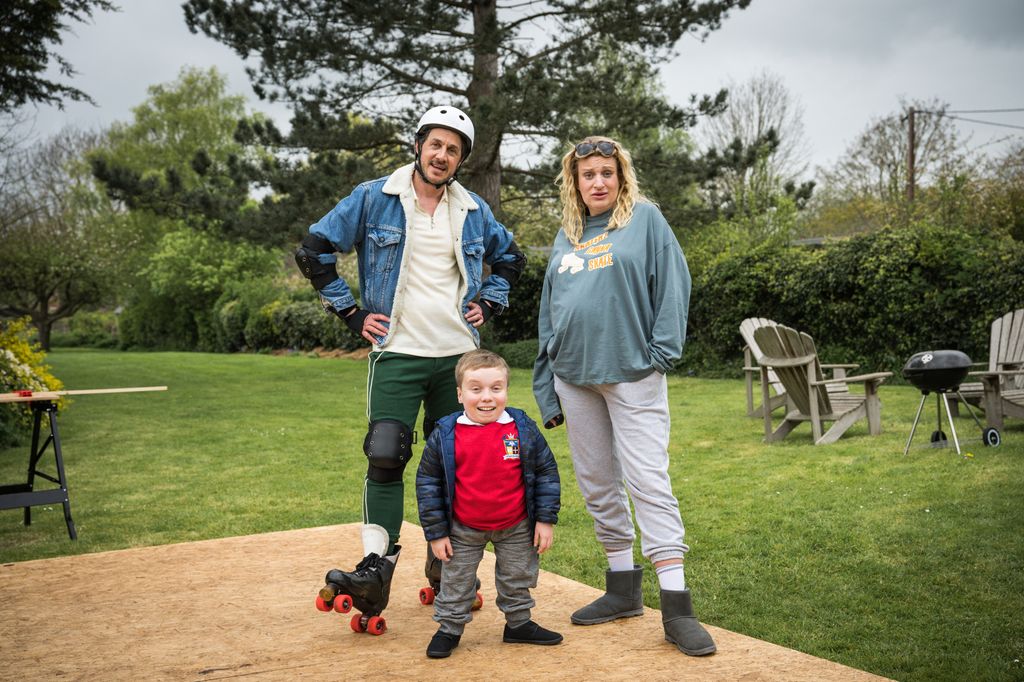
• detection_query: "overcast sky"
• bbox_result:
[26,0,1024,179]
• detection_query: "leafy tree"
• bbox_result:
[695,70,814,216]
[0,110,35,228]
[183,0,753,211]
[89,66,267,240]
[82,67,290,349]
[0,128,116,349]
[810,97,970,234]
[117,226,280,350]
[229,112,400,245]
[913,139,1024,241]
[979,141,1024,240]
[823,97,967,200]
[87,65,377,247]
[0,0,117,112]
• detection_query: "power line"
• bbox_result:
[942,114,1024,131]
[945,108,1024,114]
[915,109,1024,131]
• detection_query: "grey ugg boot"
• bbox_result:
[570,566,644,625]
[660,588,716,656]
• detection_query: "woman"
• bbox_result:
[532,136,715,656]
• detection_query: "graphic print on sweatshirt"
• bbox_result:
[557,231,613,276]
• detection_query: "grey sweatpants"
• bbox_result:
[433,518,538,636]
[554,371,689,564]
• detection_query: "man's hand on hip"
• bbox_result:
[339,306,390,343]
[464,300,496,328]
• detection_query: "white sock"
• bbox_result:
[606,548,634,572]
[655,563,686,591]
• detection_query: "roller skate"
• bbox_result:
[418,543,483,610]
[315,524,399,635]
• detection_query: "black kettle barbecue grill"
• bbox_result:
[902,349,1001,455]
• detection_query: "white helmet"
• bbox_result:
[415,105,474,159]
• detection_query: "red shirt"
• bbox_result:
[453,419,527,530]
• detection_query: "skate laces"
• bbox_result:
[355,553,383,573]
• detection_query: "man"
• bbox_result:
[296,105,526,630]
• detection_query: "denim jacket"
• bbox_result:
[308,163,522,347]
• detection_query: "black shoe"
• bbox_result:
[426,630,461,658]
[502,620,563,645]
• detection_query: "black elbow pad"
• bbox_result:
[491,240,526,287]
[295,233,340,290]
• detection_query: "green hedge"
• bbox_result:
[216,286,362,353]
[488,338,539,370]
[686,223,1024,375]
[51,311,119,349]
[62,224,1024,382]
[486,250,548,344]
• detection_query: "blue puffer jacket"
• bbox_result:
[416,407,560,541]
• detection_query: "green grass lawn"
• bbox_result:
[1,349,1022,681]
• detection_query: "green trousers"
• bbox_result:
[362,351,462,554]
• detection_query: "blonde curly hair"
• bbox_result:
[556,136,647,246]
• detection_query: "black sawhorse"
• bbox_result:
[0,399,76,539]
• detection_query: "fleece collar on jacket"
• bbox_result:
[382,163,478,212]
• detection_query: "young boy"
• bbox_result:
[416,349,562,658]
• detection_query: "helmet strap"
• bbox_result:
[414,139,461,189]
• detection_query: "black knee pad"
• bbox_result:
[366,462,406,483]
[364,419,415,472]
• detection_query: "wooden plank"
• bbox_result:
[0,392,63,404]
[798,330,832,415]
[739,317,784,393]
[756,325,810,416]
[996,312,1012,370]
[1007,310,1024,364]
[0,386,167,404]
[1008,310,1024,391]
[59,386,167,396]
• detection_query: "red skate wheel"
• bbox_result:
[315,595,332,612]
[333,594,353,613]
[350,613,366,632]
[472,592,483,611]
[366,615,386,635]
[419,586,435,605]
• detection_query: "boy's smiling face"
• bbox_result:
[457,366,508,425]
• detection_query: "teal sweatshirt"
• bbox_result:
[532,202,691,424]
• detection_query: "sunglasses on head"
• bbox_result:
[574,140,616,158]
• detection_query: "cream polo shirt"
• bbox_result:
[386,173,476,357]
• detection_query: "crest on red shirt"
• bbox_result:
[503,433,520,460]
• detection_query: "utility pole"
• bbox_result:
[906,106,915,201]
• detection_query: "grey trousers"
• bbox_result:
[433,518,538,635]
[554,371,689,564]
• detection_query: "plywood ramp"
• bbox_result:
[0,523,890,681]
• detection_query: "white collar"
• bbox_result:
[382,163,478,211]
[456,410,514,426]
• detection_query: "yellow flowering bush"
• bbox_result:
[0,317,64,447]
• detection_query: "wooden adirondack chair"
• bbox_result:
[752,324,892,445]
[952,309,1024,429]
[740,318,787,417]
[740,317,859,418]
